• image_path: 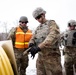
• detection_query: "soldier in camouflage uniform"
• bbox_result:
[7,16,32,75]
[62,20,76,75]
[28,7,63,75]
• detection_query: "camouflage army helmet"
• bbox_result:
[19,16,28,22]
[32,7,46,18]
[68,20,76,27]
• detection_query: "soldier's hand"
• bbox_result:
[28,46,41,58]
[29,43,35,47]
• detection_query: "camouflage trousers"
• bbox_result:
[36,53,63,75]
[64,47,76,75]
[14,48,28,75]
[64,53,76,75]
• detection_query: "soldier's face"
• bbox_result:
[69,26,75,30]
[37,17,43,23]
[36,14,45,24]
[19,21,28,27]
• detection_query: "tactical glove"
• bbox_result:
[29,43,35,47]
[28,46,41,58]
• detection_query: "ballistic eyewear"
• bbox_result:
[19,21,28,24]
[68,23,76,27]
[35,14,43,20]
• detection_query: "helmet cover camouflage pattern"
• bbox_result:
[32,7,46,18]
[19,16,28,22]
[68,20,76,26]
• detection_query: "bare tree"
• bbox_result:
[0,20,19,41]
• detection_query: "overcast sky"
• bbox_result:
[0,0,76,32]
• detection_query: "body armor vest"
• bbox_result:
[64,30,76,47]
[35,20,59,48]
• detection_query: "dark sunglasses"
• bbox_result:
[19,21,28,24]
[35,14,43,20]
[68,23,76,27]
